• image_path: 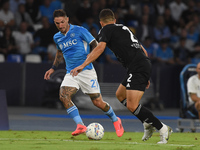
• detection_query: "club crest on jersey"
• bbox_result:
[70,33,75,38]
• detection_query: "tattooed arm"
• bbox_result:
[44,49,63,80]
[87,39,98,59]
[90,39,98,51]
[52,49,63,68]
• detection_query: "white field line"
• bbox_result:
[0,138,195,147]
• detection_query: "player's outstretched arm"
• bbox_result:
[140,45,148,57]
[44,50,63,80]
[90,39,98,51]
[70,42,106,76]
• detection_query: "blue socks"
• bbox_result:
[104,106,118,122]
[67,105,118,124]
[67,105,84,125]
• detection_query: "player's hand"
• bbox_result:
[146,80,150,89]
[44,68,55,80]
[70,65,84,77]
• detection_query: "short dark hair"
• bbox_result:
[99,9,115,23]
[53,9,67,18]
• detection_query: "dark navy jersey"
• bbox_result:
[97,24,149,68]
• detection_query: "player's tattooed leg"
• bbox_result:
[59,86,77,109]
[89,93,109,111]
[90,93,100,100]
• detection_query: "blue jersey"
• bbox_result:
[53,24,95,73]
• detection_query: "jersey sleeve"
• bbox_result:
[53,35,60,50]
[80,27,95,44]
[98,26,112,43]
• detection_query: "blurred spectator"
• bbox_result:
[153,15,171,42]
[155,39,174,64]
[0,26,18,57]
[82,16,100,34]
[169,25,180,49]
[124,6,139,29]
[39,0,62,24]
[15,3,34,32]
[163,7,177,33]
[9,0,25,13]
[76,0,92,24]
[106,0,117,11]
[47,42,57,63]
[63,0,80,19]
[196,0,200,15]
[51,0,63,10]
[116,0,129,19]
[0,0,15,30]
[25,0,41,24]
[98,0,107,10]
[90,0,101,25]
[154,0,168,16]
[174,28,195,52]
[12,21,34,55]
[174,37,191,65]
[33,17,57,61]
[187,62,200,119]
[128,1,141,18]
[190,13,200,33]
[142,36,158,62]
[141,4,155,26]
[105,47,120,64]
[140,0,155,15]
[169,0,187,23]
[186,24,199,44]
[181,0,197,24]
[136,14,154,42]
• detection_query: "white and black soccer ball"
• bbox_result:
[86,123,104,140]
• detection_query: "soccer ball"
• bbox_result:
[86,123,104,140]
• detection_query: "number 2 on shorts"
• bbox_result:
[127,73,132,82]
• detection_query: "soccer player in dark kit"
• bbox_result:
[71,8,173,144]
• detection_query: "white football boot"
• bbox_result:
[142,122,156,141]
[157,125,173,144]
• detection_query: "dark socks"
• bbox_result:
[133,104,163,130]
[120,99,127,107]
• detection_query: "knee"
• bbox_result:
[59,93,70,103]
[116,91,125,102]
[92,99,103,108]
[126,102,139,113]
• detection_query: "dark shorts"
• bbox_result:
[122,59,152,91]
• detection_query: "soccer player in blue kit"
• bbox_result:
[71,9,173,144]
[44,9,124,137]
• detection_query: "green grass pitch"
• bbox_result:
[0,131,199,150]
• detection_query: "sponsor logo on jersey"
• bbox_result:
[59,44,63,50]
[131,43,140,48]
[60,39,78,50]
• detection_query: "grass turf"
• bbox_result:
[0,131,199,150]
